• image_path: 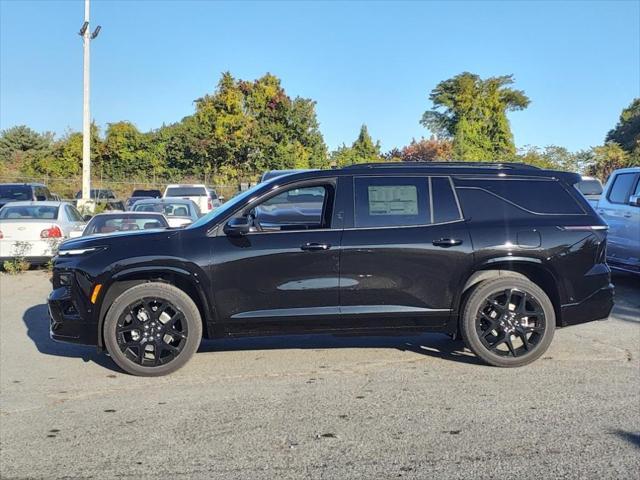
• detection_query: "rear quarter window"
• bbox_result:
[454,178,584,216]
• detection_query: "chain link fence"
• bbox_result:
[0,175,243,202]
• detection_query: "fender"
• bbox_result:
[93,258,215,348]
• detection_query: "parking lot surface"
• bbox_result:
[0,271,638,479]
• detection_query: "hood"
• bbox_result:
[59,228,179,252]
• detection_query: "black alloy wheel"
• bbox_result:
[116,298,188,367]
[460,277,555,367]
[104,283,202,376]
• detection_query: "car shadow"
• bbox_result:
[198,332,481,365]
[611,429,640,449]
[22,303,120,372]
[23,302,479,369]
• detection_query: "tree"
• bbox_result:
[400,137,453,162]
[0,126,53,176]
[606,98,640,154]
[421,72,530,161]
[331,125,382,167]
[584,143,632,181]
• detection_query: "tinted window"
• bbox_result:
[608,173,636,204]
[454,178,584,215]
[0,205,58,219]
[65,205,84,222]
[355,177,429,228]
[576,179,602,196]
[0,185,31,201]
[431,177,461,223]
[131,189,161,198]
[456,188,531,221]
[254,185,328,231]
[165,187,207,197]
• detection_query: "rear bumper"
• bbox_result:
[559,283,614,327]
[48,286,98,345]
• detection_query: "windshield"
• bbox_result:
[85,214,168,235]
[576,179,603,196]
[188,183,266,229]
[134,202,194,217]
[0,185,31,201]
[165,187,207,197]
[0,205,59,219]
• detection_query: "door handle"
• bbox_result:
[300,242,331,251]
[432,238,463,248]
[623,213,632,218]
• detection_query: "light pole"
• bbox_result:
[79,0,101,202]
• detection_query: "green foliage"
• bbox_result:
[584,142,632,181]
[517,145,584,171]
[421,72,530,161]
[606,98,640,154]
[331,125,382,166]
[2,241,32,274]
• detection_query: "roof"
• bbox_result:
[0,201,71,207]
[133,198,196,205]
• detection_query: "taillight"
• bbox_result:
[207,199,213,210]
[41,226,62,238]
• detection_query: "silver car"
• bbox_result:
[131,198,201,227]
[596,167,640,275]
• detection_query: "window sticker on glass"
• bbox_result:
[367,185,418,216]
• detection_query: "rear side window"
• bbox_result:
[608,173,637,204]
[166,187,207,197]
[431,177,461,223]
[354,177,430,228]
[454,178,584,215]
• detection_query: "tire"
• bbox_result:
[460,277,555,367]
[103,282,202,376]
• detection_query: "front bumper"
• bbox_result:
[48,286,98,345]
[559,283,614,327]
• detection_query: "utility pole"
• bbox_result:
[79,0,101,202]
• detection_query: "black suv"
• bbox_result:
[49,163,614,376]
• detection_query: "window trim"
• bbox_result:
[351,174,463,229]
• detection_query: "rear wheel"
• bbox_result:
[460,277,555,367]
[103,283,202,376]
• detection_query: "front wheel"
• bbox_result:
[460,277,555,367]
[103,283,202,376]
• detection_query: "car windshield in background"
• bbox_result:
[84,215,168,235]
[0,185,31,202]
[166,187,207,197]
[133,202,193,217]
[131,190,161,198]
[0,205,59,219]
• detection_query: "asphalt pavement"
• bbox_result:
[0,271,638,479]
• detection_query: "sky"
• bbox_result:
[1,0,639,153]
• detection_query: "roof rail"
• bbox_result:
[342,161,541,170]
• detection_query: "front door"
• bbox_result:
[339,175,472,329]
[211,180,343,332]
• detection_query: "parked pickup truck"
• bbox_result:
[596,167,640,275]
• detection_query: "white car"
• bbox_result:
[0,201,86,265]
[163,184,221,214]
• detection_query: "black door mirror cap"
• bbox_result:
[224,217,251,236]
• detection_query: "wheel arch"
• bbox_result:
[95,266,216,349]
[457,259,564,328]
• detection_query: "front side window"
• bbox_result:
[354,177,430,228]
[252,185,330,231]
[608,173,637,204]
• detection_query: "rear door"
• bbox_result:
[339,175,472,329]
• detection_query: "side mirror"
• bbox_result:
[218,196,225,202]
[629,195,640,207]
[83,214,93,221]
[224,216,251,236]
